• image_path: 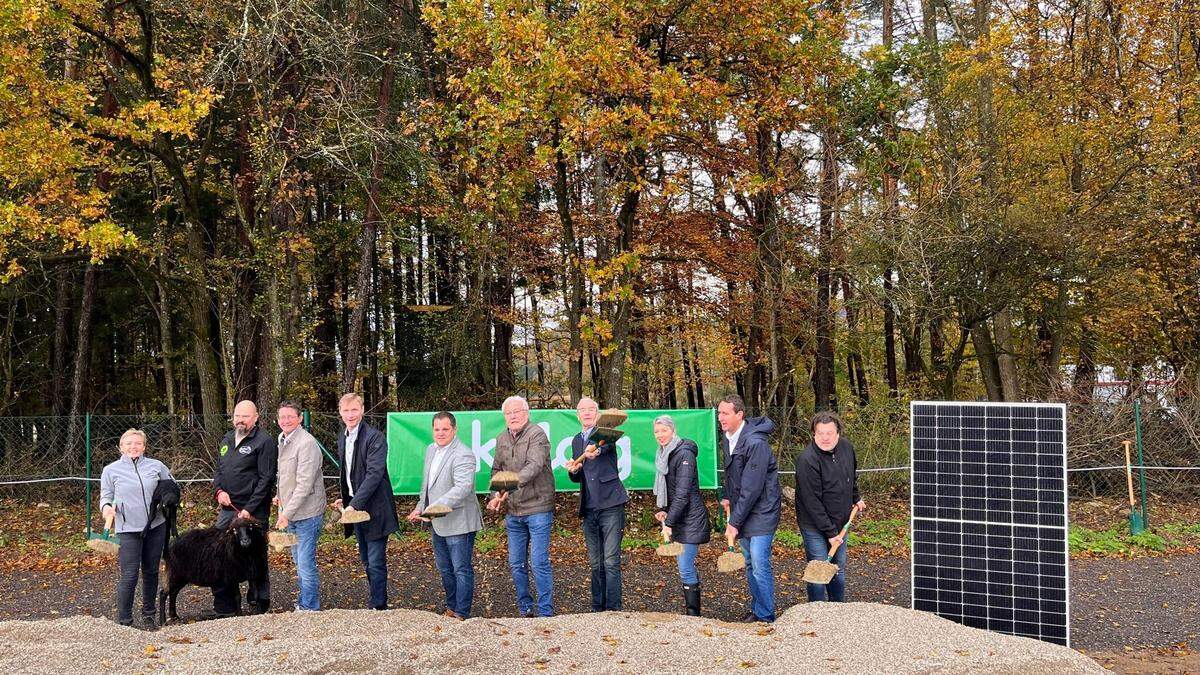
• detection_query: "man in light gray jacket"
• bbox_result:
[410,411,484,619]
[275,401,327,611]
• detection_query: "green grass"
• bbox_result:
[1068,526,1169,555]
[476,526,504,554]
[621,535,661,551]
[1159,522,1200,537]
[848,518,909,549]
[775,530,804,549]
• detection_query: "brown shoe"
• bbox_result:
[442,609,464,621]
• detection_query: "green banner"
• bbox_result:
[385,409,718,495]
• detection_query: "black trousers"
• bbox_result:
[116,523,167,624]
[211,509,271,615]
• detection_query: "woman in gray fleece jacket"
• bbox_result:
[99,429,174,627]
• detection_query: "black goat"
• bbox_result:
[158,517,268,623]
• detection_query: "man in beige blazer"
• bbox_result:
[275,400,327,611]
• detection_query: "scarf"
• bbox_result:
[653,435,683,508]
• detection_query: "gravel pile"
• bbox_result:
[0,603,1103,674]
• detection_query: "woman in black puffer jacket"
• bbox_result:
[652,415,711,616]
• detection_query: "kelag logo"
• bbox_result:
[386,409,717,496]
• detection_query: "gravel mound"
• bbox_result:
[0,603,1103,674]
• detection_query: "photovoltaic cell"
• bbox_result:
[910,401,1070,646]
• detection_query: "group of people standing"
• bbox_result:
[98,392,864,628]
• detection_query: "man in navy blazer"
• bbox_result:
[567,397,629,611]
[333,393,399,610]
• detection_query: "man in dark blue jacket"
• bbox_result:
[334,393,399,610]
[567,397,629,611]
[718,394,780,622]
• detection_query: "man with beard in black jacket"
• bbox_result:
[795,411,867,602]
[212,399,278,616]
[718,394,781,623]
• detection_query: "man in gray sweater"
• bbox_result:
[275,401,327,611]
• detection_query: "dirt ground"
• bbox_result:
[0,494,1195,672]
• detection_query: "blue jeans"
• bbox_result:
[506,511,554,617]
[740,533,776,621]
[287,515,323,611]
[802,529,848,602]
[676,543,700,585]
[433,531,477,617]
[582,506,624,611]
[355,524,389,609]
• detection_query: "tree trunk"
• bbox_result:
[680,321,696,408]
[993,309,1022,400]
[342,1,400,396]
[599,153,644,408]
[156,274,177,415]
[66,264,99,424]
[813,124,839,411]
[841,274,869,405]
[1072,312,1098,401]
[629,302,651,408]
[185,225,224,420]
[881,0,900,398]
[492,268,515,392]
[553,133,584,403]
[971,319,1004,401]
[51,265,74,416]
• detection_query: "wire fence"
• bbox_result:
[0,398,1195,504]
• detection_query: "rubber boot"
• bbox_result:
[683,583,701,617]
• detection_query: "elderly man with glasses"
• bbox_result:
[487,396,555,617]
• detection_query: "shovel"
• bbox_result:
[567,410,629,473]
[422,503,452,518]
[268,530,298,551]
[596,409,628,430]
[1123,440,1146,535]
[86,511,120,555]
[802,505,860,585]
[656,524,683,557]
[489,471,520,492]
[716,503,745,573]
[337,505,371,524]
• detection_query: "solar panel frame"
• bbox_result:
[910,401,1071,646]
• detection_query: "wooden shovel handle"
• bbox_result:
[724,502,735,547]
[1123,440,1137,507]
[826,504,860,560]
[570,441,604,471]
[661,524,672,543]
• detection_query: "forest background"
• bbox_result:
[2,0,1197,434]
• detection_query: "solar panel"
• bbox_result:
[910,401,1070,646]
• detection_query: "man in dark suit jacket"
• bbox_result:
[718,393,780,623]
[334,393,399,610]
[567,397,629,611]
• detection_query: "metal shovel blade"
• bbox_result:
[1129,511,1146,536]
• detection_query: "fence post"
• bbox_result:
[1133,399,1149,527]
[84,413,92,539]
[304,410,340,468]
